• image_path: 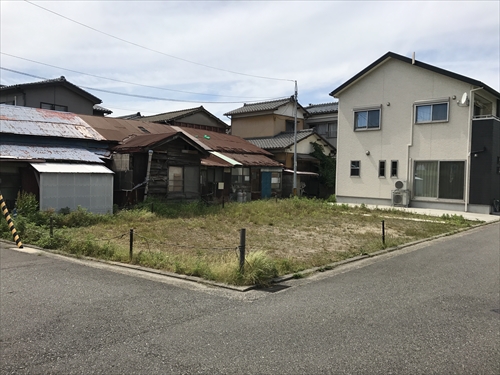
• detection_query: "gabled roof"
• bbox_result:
[0,76,102,104]
[305,102,338,114]
[0,104,105,141]
[178,127,273,156]
[246,129,320,150]
[224,97,308,116]
[93,104,112,115]
[330,52,500,98]
[78,114,171,142]
[141,106,229,129]
[115,112,142,120]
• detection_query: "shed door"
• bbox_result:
[261,172,272,199]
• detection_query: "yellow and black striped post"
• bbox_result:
[0,194,23,248]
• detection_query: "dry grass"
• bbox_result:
[42,199,479,285]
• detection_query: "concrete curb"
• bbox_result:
[2,220,497,292]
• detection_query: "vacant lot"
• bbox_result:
[2,198,479,285]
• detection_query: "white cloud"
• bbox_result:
[1,0,498,118]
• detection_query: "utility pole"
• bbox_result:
[293,80,298,196]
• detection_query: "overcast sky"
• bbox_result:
[1,0,499,122]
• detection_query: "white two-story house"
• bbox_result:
[330,52,500,214]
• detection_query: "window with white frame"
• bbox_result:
[415,101,449,123]
[350,161,360,177]
[354,108,381,130]
[317,122,338,138]
[414,161,465,200]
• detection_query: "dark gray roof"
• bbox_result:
[0,76,103,104]
[93,104,112,114]
[141,106,229,129]
[305,102,338,114]
[115,112,143,120]
[330,51,500,98]
[225,97,308,116]
[246,129,316,150]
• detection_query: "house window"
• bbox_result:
[231,167,250,184]
[415,102,448,123]
[378,161,386,178]
[391,160,398,178]
[350,161,360,177]
[316,122,338,138]
[354,108,381,130]
[40,102,68,112]
[414,161,465,200]
[271,172,281,189]
[286,120,294,132]
[168,166,183,192]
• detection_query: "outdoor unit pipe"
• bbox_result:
[143,150,154,202]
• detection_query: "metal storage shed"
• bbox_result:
[31,163,114,214]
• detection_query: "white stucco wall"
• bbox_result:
[335,58,477,203]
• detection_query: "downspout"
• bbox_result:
[143,150,154,202]
[406,106,415,200]
[465,87,483,212]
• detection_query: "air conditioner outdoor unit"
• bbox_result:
[394,180,407,190]
[392,189,410,207]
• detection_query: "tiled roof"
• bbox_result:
[0,76,102,104]
[305,102,338,114]
[114,112,143,120]
[93,104,112,114]
[224,98,294,116]
[246,129,316,150]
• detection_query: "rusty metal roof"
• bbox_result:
[78,114,173,142]
[178,127,273,156]
[0,144,104,163]
[202,152,282,168]
[142,106,229,129]
[0,105,105,140]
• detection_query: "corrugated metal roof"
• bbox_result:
[247,129,316,150]
[0,144,104,163]
[209,151,242,166]
[305,102,338,114]
[78,114,172,142]
[112,130,179,151]
[219,153,283,167]
[179,127,273,155]
[142,106,202,122]
[0,105,106,140]
[142,106,230,129]
[31,162,113,174]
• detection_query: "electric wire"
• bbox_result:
[24,0,294,83]
[1,52,276,100]
[1,67,289,105]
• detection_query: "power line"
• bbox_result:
[24,0,294,83]
[1,52,275,100]
[0,67,289,105]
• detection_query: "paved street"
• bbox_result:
[1,223,499,374]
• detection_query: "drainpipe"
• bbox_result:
[143,150,154,202]
[465,87,483,212]
[406,106,415,200]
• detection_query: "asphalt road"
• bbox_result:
[1,223,499,375]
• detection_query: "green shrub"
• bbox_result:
[15,191,39,220]
[240,250,278,286]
